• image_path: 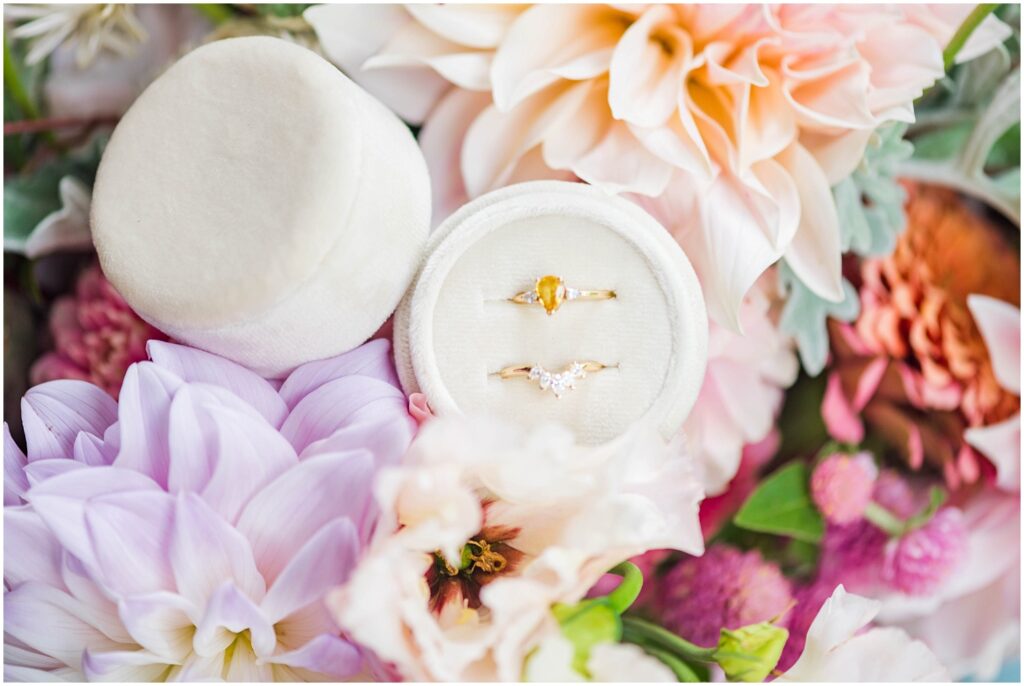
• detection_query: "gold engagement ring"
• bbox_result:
[495,361,608,398]
[510,275,616,315]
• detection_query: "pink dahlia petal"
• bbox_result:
[261,518,360,624]
[263,633,362,679]
[82,647,168,681]
[117,592,196,662]
[21,380,118,463]
[659,546,793,647]
[147,341,288,427]
[193,581,277,659]
[166,387,298,523]
[73,431,114,466]
[279,376,413,460]
[811,452,877,524]
[4,423,29,504]
[236,451,376,584]
[112,363,183,487]
[23,458,87,487]
[278,339,401,409]
[82,491,177,597]
[4,508,63,589]
[5,582,122,668]
[170,492,264,607]
[27,467,161,576]
[883,508,969,595]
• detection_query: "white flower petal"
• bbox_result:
[778,143,844,302]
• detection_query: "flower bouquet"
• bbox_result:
[3,3,1020,683]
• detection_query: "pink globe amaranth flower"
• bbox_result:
[4,339,416,681]
[883,507,968,596]
[659,545,792,648]
[306,4,1009,328]
[810,452,878,525]
[30,263,167,399]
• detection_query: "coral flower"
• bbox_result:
[4,339,415,681]
[823,184,1021,488]
[329,416,704,681]
[306,4,1008,327]
[30,263,167,398]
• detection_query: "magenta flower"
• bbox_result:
[659,545,793,648]
[30,263,166,398]
[882,508,968,596]
[4,339,416,681]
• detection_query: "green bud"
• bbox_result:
[551,599,622,676]
[713,622,788,683]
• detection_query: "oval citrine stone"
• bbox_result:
[535,275,565,314]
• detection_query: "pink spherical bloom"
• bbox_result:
[659,545,792,648]
[306,5,1008,327]
[883,508,968,596]
[4,339,415,681]
[810,452,878,524]
[30,263,167,398]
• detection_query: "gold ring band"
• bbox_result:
[494,361,608,398]
[510,275,616,315]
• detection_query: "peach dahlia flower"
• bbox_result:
[306,4,1008,327]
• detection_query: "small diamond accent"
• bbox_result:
[564,287,580,300]
[525,362,592,398]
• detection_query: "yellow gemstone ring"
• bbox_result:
[510,275,616,315]
[495,361,608,398]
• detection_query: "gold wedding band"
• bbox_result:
[494,361,608,398]
[510,275,616,315]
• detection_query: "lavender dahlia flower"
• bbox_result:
[4,339,416,681]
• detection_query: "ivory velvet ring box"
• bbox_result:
[394,181,708,444]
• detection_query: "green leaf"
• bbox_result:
[551,599,622,676]
[4,137,105,253]
[257,4,312,17]
[778,262,859,377]
[734,463,824,543]
[4,35,48,170]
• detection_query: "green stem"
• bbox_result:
[4,35,39,121]
[943,4,1000,71]
[640,646,703,682]
[622,617,716,661]
[605,562,643,615]
[863,502,906,537]
[195,4,235,25]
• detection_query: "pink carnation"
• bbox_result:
[659,545,792,647]
[5,339,415,681]
[811,452,878,524]
[30,263,166,398]
[883,507,968,595]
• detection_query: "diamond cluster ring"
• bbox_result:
[509,275,616,315]
[495,361,608,398]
